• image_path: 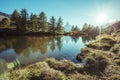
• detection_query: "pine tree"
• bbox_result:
[20,8,28,21]
[29,13,38,31]
[19,8,28,31]
[49,16,56,33]
[11,9,20,22]
[11,9,20,29]
[74,25,80,32]
[56,17,64,34]
[71,25,75,32]
[39,12,49,32]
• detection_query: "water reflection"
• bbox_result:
[0,49,17,62]
[70,36,80,43]
[0,49,20,74]
[0,35,96,73]
[81,34,96,43]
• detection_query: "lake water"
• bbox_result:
[0,35,92,73]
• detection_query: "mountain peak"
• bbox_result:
[64,22,72,32]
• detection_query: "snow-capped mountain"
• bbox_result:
[64,22,72,32]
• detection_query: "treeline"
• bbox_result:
[104,21,120,34]
[80,23,99,36]
[0,8,65,34]
[0,8,100,36]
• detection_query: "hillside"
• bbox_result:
[0,12,10,21]
[104,20,120,34]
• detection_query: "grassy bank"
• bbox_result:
[1,31,120,80]
[77,31,120,80]
[0,58,97,80]
[1,57,120,80]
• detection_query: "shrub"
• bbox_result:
[76,48,91,62]
[67,73,97,80]
[114,59,120,65]
[110,44,120,53]
[6,61,66,80]
[81,48,90,54]
[45,58,81,74]
[29,68,66,80]
[104,65,120,80]
[86,35,116,50]
[108,75,120,80]
[84,52,109,75]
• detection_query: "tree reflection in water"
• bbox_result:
[0,36,64,56]
[0,35,96,57]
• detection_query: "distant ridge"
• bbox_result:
[104,20,120,34]
[0,12,10,17]
[0,12,10,21]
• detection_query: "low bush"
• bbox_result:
[45,58,82,74]
[86,35,116,51]
[29,68,66,80]
[110,44,120,53]
[114,59,120,65]
[108,75,120,80]
[84,52,109,75]
[67,73,97,80]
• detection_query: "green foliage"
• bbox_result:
[49,16,56,33]
[11,9,20,22]
[0,9,67,34]
[55,17,65,34]
[71,25,80,35]
[28,13,38,32]
[39,12,49,32]
[81,23,99,36]
[20,8,28,21]
[18,8,29,31]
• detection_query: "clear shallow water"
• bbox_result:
[0,36,87,73]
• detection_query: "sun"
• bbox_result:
[96,12,108,24]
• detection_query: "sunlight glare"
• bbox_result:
[96,12,108,24]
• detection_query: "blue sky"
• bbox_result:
[0,0,120,28]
